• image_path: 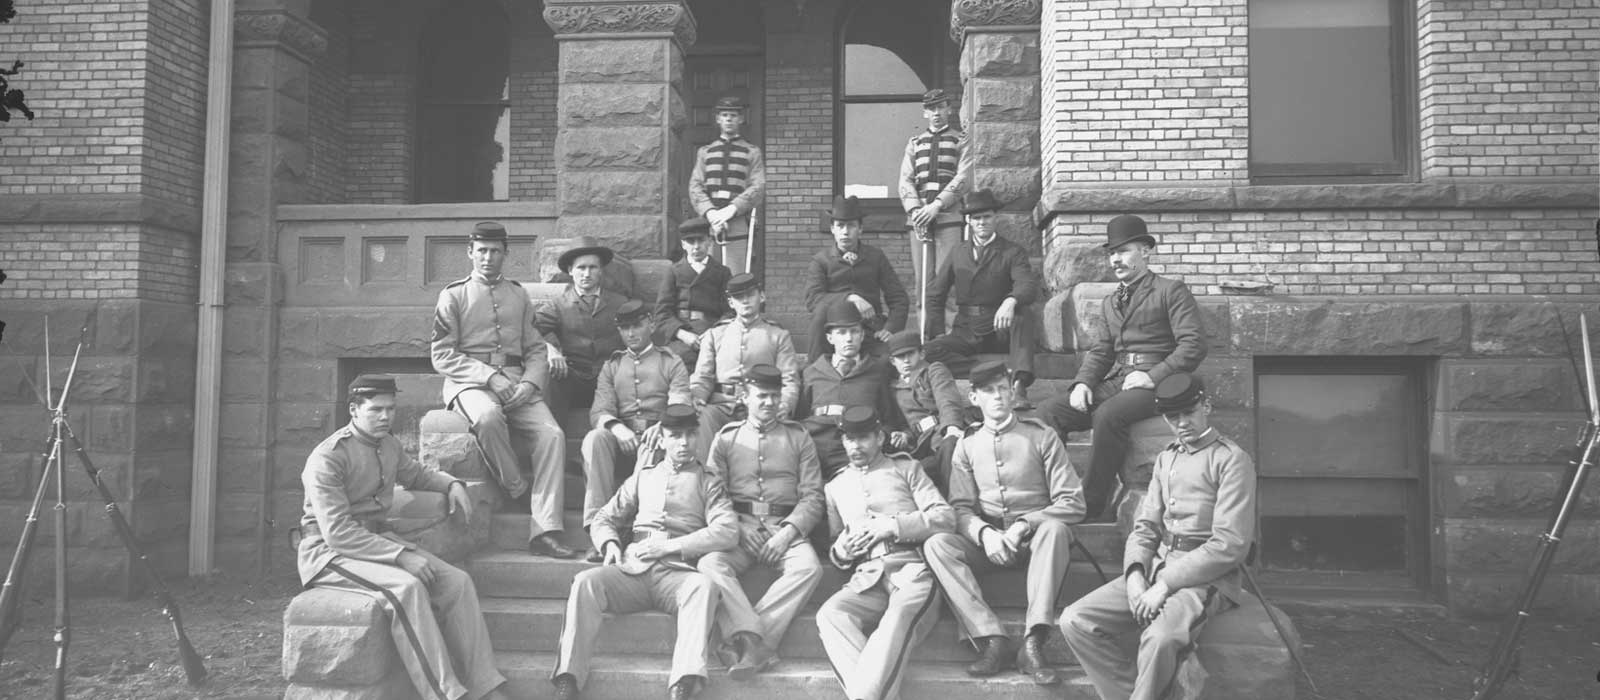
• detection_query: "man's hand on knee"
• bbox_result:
[1121,370,1155,391]
[1069,383,1094,412]
[398,551,437,587]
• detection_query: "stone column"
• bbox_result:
[543,0,696,258]
[951,0,1042,255]
[222,0,326,574]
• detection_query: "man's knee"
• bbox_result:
[472,404,508,431]
[1032,519,1074,545]
[679,572,716,602]
[1059,603,1098,640]
[922,532,966,563]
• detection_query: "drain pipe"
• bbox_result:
[188,0,234,578]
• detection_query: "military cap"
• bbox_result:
[470,221,508,242]
[557,236,615,272]
[824,195,865,222]
[678,217,712,240]
[743,363,784,389]
[714,96,748,112]
[348,374,400,398]
[823,298,865,330]
[660,403,699,431]
[839,406,882,435]
[1103,214,1157,250]
[725,272,761,296]
[887,330,922,356]
[1155,373,1206,414]
[968,360,1010,390]
[962,189,1003,215]
[922,89,953,107]
[614,299,650,327]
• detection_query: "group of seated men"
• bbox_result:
[293,187,1256,700]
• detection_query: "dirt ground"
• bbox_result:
[0,575,1594,700]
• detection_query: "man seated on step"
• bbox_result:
[1059,373,1256,700]
[535,237,629,426]
[654,217,732,372]
[698,363,826,679]
[431,221,576,559]
[923,360,1086,687]
[885,329,972,494]
[552,404,738,700]
[297,375,511,700]
[803,194,910,362]
[690,272,800,456]
[580,299,691,562]
[1034,215,1207,522]
[817,406,954,700]
[799,298,907,481]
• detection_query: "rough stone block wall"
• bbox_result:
[1418,0,1600,178]
[308,0,351,203]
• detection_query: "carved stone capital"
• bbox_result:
[949,0,1041,43]
[235,9,328,61]
[542,1,697,47]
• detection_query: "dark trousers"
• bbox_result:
[1034,376,1156,518]
[922,316,1035,386]
[914,433,959,496]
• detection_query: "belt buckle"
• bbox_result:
[917,415,938,433]
[750,502,771,517]
[489,351,508,366]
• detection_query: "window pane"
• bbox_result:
[842,102,924,198]
[844,44,928,96]
[1257,372,1415,477]
[416,105,510,203]
[1249,0,1398,171]
[842,0,942,96]
[421,0,510,103]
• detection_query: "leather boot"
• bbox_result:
[1012,379,1034,411]
[552,673,581,700]
[965,635,1014,677]
[1018,630,1060,685]
[667,675,703,700]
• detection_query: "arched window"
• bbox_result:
[416,0,510,203]
[838,0,951,199]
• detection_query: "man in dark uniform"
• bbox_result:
[297,375,511,700]
[923,189,1043,409]
[885,329,971,494]
[799,299,904,480]
[580,299,691,560]
[699,364,826,679]
[817,406,954,700]
[690,273,801,454]
[1059,373,1256,700]
[899,88,971,296]
[552,404,738,700]
[536,238,629,422]
[924,361,1086,685]
[1035,215,1208,522]
[655,216,732,371]
[689,96,765,275]
[431,221,575,559]
[804,194,910,361]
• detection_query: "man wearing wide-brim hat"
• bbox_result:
[798,298,906,481]
[1034,214,1208,522]
[923,188,1043,408]
[899,88,972,292]
[689,95,765,276]
[803,194,910,362]
[535,237,630,428]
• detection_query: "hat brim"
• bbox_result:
[558,246,615,271]
[679,229,710,240]
[1102,234,1157,250]
[962,204,1001,216]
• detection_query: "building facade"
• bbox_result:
[0,0,1596,614]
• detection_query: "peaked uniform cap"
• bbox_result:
[660,403,699,430]
[470,221,508,242]
[725,272,761,296]
[1155,373,1206,413]
[840,406,882,435]
[348,374,400,398]
[614,299,650,326]
[714,96,748,112]
[744,363,784,389]
[968,360,1010,389]
[921,89,953,107]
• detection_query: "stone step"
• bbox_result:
[467,550,1118,610]
[496,651,1097,700]
[480,597,1084,664]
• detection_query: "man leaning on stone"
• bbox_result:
[1034,215,1207,522]
[297,375,511,700]
[431,221,577,559]
[924,360,1086,686]
[552,404,738,700]
[535,237,629,422]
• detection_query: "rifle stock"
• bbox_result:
[159,592,208,684]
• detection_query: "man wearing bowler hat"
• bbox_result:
[579,299,691,561]
[1059,373,1256,700]
[924,360,1085,685]
[655,216,733,371]
[690,96,766,275]
[552,404,738,700]
[817,406,954,700]
[298,375,512,700]
[536,237,630,422]
[804,194,910,362]
[885,329,971,493]
[899,88,971,292]
[691,273,801,454]
[923,188,1043,409]
[1034,214,1207,522]
[800,298,906,481]
[432,221,576,559]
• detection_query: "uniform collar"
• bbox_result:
[348,425,383,447]
[981,414,1018,435]
[625,344,656,360]
[846,453,883,474]
[927,125,953,137]
[471,272,505,286]
[748,417,780,434]
[733,314,765,328]
[660,458,701,473]
[1176,428,1220,453]
[719,134,742,143]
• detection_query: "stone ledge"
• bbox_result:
[277,202,558,221]
[0,193,202,234]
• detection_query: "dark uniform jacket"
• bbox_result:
[893,361,968,441]
[653,257,732,339]
[1073,272,1207,388]
[534,287,630,381]
[804,244,910,334]
[926,235,1041,337]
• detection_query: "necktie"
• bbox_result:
[835,356,856,377]
[1114,282,1133,312]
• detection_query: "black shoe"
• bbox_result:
[501,487,533,512]
[529,532,580,559]
[667,675,703,700]
[965,635,1014,677]
[729,632,775,680]
[585,547,604,563]
[1018,632,1060,685]
[553,673,580,700]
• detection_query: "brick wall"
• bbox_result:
[308,0,350,203]
[1418,0,1600,178]
[142,0,207,206]
[345,0,417,203]
[510,5,557,201]
[0,224,147,299]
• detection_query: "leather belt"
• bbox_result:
[718,382,742,396]
[956,305,998,317]
[1120,352,1166,367]
[678,309,713,322]
[632,529,669,542]
[867,541,920,559]
[812,404,845,417]
[467,351,523,368]
[1165,533,1210,552]
[733,501,795,517]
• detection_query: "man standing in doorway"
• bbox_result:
[689,96,765,275]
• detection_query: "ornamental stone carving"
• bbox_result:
[235,9,328,60]
[949,0,1042,42]
[543,1,697,47]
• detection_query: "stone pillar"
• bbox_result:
[951,0,1042,255]
[222,0,327,574]
[543,0,696,258]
